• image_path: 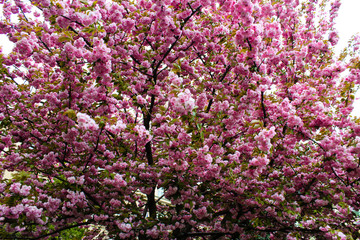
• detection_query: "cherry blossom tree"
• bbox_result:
[1,0,360,239]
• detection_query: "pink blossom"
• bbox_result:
[193,206,208,220]
[77,112,99,131]
[74,38,86,48]
[9,183,31,196]
[107,120,126,134]
[315,199,329,206]
[249,156,269,167]
[193,152,213,167]
[255,127,276,152]
[0,183,5,192]
[196,93,207,109]
[336,231,347,240]
[146,227,160,239]
[25,206,43,222]
[113,174,127,188]
[109,199,122,208]
[178,132,191,145]
[44,197,61,212]
[56,16,70,29]
[133,125,152,145]
[9,204,25,218]
[287,115,303,127]
[116,222,132,232]
[171,89,195,115]
[137,95,147,105]
[15,38,34,57]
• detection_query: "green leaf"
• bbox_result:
[63,109,77,119]
[0,117,11,128]
[58,36,72,42]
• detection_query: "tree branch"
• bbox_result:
[261,91,267,127]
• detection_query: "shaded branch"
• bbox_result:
[261,91,267,127]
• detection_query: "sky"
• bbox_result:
[336,0,360,116]
[1,0,360,113]
[335,0,360,53]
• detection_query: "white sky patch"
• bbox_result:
[0,4,15,55]
[335,0,360,117]
[0,34,14,55]
[335,0,360,54]
[0,29,11,56]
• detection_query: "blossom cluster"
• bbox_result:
[0,0,360,239]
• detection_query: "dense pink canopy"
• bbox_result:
[1,0,360,239]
